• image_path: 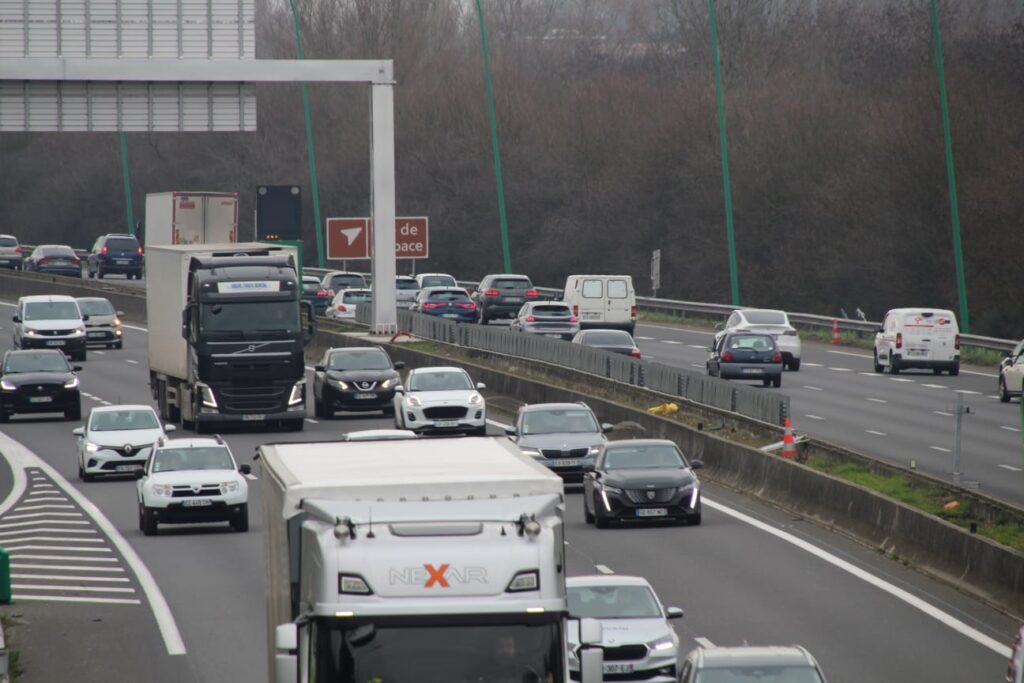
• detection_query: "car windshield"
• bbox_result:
[397,279,419,290]
[727,335,775,352]
[492,278,531,290]
[329,349,392,371]
[428,291,471,303]
[420,275,456,287]
[90,410,159,432]
[200,301,299,335]
[23,301,80,321]
[106,237,139,251]
[529,305,571,316]
[152,446,234,473]
[328,275,366,290]
[40,246,75,257]
[302,280,323,293]
[695,667,824,683]
[342,290,373,303]
[408,371,473,391]
[0,237,17,247]
[568,584,663,619]
[742,311,787,325]
[604,445,686,470]
[77,299,115,316]
[583,331,632,345]
[522,409,598,435]
[3,352,69,374]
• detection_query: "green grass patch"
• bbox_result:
[637,311,721,329]
[1,613,24,682]
[960,345,1002,368]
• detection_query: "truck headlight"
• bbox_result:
[24,329,37,337]
[219,481,239,495]
[0,380,15,391]
[64,376,80,389]
[72,327,86,337]
[152,484,173,497]
[288,381,305,406]
[198,383,217,409]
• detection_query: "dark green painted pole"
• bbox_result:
[474,0,512,273]
[288,0,326,268]
[929,0,970,333]
[708,0,739,306]
[118,131,135,235]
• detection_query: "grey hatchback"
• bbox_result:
[510,301,580,340]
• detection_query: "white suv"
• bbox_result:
[394,366,487,435]
[13,295,89,362]
[718,308,802,371]
[137,436,250,535]
[74,405,173,481]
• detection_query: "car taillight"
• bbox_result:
[525,315,536,322]
[722,351,734,362]
[101,246,108,254]
[484,289,500,297]
[569,315,578,323]
[422,303,442,310]
[38,257,49,265]
[316,290,330,297]
[895,333,903,349]
[14,246,21,254]
[137,246,144,255]
[630,304,637,319]
[771,352,782,362]
[630,349,641,359]
[456,303,476,309]
[72,257,81,266]
[526,289,539,298]
[954,334,960,350]
[572,305,579,317]
[336,305,347,312]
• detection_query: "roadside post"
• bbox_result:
[651,249,661,298]
[0,547,10,603]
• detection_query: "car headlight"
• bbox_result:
[0,380,15,391]
[219,481,240,495]
[688,481,701,508]
[113,318,122,327]
[152,484,173,497]
[288,381,305,406]
[25,329,37,337]
[520,447,542,458]
[649,636,676,653]
[407,395,422,407]
[468,392,482,404]
[72,327,86,337]
[327,378,349,390]
[589,446,601,455]
[602,484,623,494]
[380,378,393,389]
[198,383,217,409]
[85,441,100,453]
[64,376,80,389]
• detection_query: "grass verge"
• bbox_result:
[1,613,24,682]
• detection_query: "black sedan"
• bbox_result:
[23,244,82,278]
[572,329,641,358]
[0,349,82,421]
[313,347,404,418]
[582,439,703,528]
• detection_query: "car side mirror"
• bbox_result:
[394,385,405,394]
[476,382,486,390]
[164,424,176,433]
[239,464,252,475]
[581,461,595,472]
[116,310,125,317]
[690,459,704,470]
[314,365,325,372]
[134,469,145,480]
[394,361,406,370]
[714,322,724,331]
[601,423,614,434]
[72,365,82,372]
[72,427,84,437]
[505,427,517,437]
[11,315,19,323]
[81,314,90,321]
[877,326,885,334]
[666,607,684,620]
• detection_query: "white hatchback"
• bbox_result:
[326,288,372,320]
[73,405,174,481]
[394,366,487,435]
[718,308,802,371]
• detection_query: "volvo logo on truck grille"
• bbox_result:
[388,563,488,588]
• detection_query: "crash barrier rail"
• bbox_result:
[356,306,790,426]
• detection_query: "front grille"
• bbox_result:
[352,380,377,391]
[110,444,151,459]
[36,329,74,337]
[603,644,648,661]
[20,383,63,396]
[171,485,221,498]
[218,385,288,412]
[625,488,677,504]
[423,406,468,419]
[541,448,590,459]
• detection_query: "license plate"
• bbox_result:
[87,331,104,338]
[115,464,143,472]
[442,313,460,319]
[29,396,53,403]
[182,499,212,507]
[548,458,581,467]
[604,663,634,674]
[504,297,523,303]
[241,414,264,421]
[741,367,763,374]
[115,259,130,264]
[583,312,602,320]
[636,508,667,517]
[907,349,927,357]
[545,333,563,338]
[354,393,377,400]
[433,420,459,428]
[45,340,66,346]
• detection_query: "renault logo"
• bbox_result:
[123,444,133,455]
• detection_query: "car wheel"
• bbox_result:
[889,353,900,375]
[472,426,487,436]
[584,495,595,524]
[762,378,771,387]
[313,399,324,419]
[231,504,249,532]
[383,405,395,417]
[285,419,304,432]
[789,358,801,372]
[933,368,942,375]
[65,401,81,421]
[141,506,158,536]
[74,350,86,362]
[96,265,104,279]
[478,309,488,325]
[138,503,145,531]
[594,495,610,529]
[873,350,883,373]
[772,375,782,388]
[949,363,960,377]
[690,511,703,526]
[0,410,8,423]
[114,341,123,350]
[1000,377,1011,403]
[80,459,94,482]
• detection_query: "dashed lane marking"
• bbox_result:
[125,359,139,364]
[933,411,953,417]
[634,336,655,340]
[999,464,1022,472]
[866,398,888,404]
[661,340,682,345]
[930,446,952,453]
[827,350,871,359]
[922,384,947,389]
[804,415,825,421]
[866,430,887,436]
[802,362,823,367]
[1001,426,1021,433]
[889,378,915,383]
[691,364,704,369]
[955,390,980,395]
[688,344,706,349]
[828,367,853,372]
[594,564,614,575]
[802,386,824,391]
[305,418,319,424]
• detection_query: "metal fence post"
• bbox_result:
[0,547,10,604]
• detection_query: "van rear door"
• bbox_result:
[605,278,633,325]
[901,311,958,362]
[576,278,605,323]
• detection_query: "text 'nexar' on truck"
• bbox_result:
[259,435,605,683]
[147,243,314,433]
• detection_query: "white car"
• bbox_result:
[13,294,89,362]
[415,272,458,290]
[717,308,802,371]
[396,275,420,308]
[567,575,683,683]
[394,366,487,435]
[73,405,174,481]
[325,288,372,320]
[136,436,249,535]
[999,338,1024,403]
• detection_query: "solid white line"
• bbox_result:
[9,553,117,561]
[922,384,947,389]
[2,511,83,520]
[804,415,825,421]
[889,378,915,383]
[999,464,1023,472]
[13,584,135,593]
[1000,426,1021,433]
[595,564,614,575]
[0,432,186,656]
[12,574,130,583]
[12,564,124,572]
[125,359,139,365]
[802,386,824,392]
[866,430,887,436]
[702,497,1011,657]
[802,362,823,367]
[828,367,853,373]
[14,595,141,605]
[933,411,953,417]
[866,398,888,404]
[930,446,952,453]
[694,637,716,649]
[827,350,872,359]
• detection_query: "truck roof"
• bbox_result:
[259,437,563,519]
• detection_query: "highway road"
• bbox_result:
[0,310,1015,682]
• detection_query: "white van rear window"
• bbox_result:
[608,279,629,299]
[581,280,603,298]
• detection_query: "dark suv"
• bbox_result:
[471,274,541,324]
[87,234,144,280]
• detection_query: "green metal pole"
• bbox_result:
[288,0,326,268]
[708,0,740,306]
[118,130,135,235]
[929,0,970,333]
[473,0,513,273]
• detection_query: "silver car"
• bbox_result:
[680,645,828,682]
[510,301,580,341]
[395,275,420,308]
[393,366,487,435]
[76,297,124,349]
[0,234,22,270]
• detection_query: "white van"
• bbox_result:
[562,275,637,334]
[873,308,960,375]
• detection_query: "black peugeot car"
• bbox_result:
[0,349,82,421]
[312,347,404,418]
[582,439,703,528]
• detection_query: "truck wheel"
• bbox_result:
[889,355,900,375]
[0,410,8,423]
[141,506,158,536]
[231,504,249,532]
[789,358,801,372]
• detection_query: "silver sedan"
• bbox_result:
[510,302,580,340]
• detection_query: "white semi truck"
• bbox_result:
[144,191,239,247]
[259,435,604,683]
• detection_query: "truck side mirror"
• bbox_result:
[578,617,604,683]
[81,314,90,322]
[11,315,19,323]
[274,623,298,683]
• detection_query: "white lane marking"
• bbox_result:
[999,464,1023,472]
[955,390,980,395]
[802,386,824,392]
[12,583,135,593]
[662,340,682,345]
[804,415,825,421]
[889,378,915,383]
[634,336,655,340]
[1000,426,1021,433]
[0,518,90,528]
[930,446,952,453]
[0,434,186,656]
[827,350,871,359]
[695,637,716,649]
[15,595,141,605]
[12,574,130,583]
[688,344,706,349]
[595,564,615,575]
[691,364,704,369]
[961,369,997,378]
[2,511,83,520]
[866,398,888,404]
[988,395,1001,400]
[933,411,954,417]
[94,351,105,355]
[305,418,318,424]
[802,362,823,367]
[828,367,853,373]
[13,504,75,511]
[702,497,1012,657]
[922,384,947,389]
[125,359,139,364]
[859,372,882,377]
[12,564,124,572]
[487,418,513,431]
[637,323,714,336]
[5,545,111,553]
[866,430,887,436]
[9,553,117,561]
[25,496,69,503]
[2,536,104,543]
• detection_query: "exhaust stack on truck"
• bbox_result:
[258,435,605,683]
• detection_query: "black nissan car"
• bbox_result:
[0,349,82,421]
[312,347,404,418]
[582,439,703,528]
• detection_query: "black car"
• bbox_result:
[582,439,703,528]
[301,275,333,316]
[571,329,641,358]
[87,233,144,279]
[0,349,82,421]
[23,244,82,278]
[313,347,405,418]
[471,274,542,324]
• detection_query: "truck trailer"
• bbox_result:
[144,191,239,247]
[259,435,604,683]
[147,243,313,432]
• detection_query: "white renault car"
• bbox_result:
[136,436,250,536]
[394,366,487,435]
[567,575,683,683]
[73,404,173,481]
[717,308,802,371]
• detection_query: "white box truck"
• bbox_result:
[147,243,314,432]
[144,191,239,247]
[259,435,604,683]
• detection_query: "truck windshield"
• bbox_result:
[312,616,564,683]
[199,301,299,336]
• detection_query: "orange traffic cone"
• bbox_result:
[831,319,841,345]
[781,418,797,459]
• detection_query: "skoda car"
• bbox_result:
[0,350,82,422]
[313,346,404,418]
[679,645,828,683]
[567,575,683,683]
[394,366,487,435]
[76,297,124,349]
[73,404,174,481]
[582,439,703,527]
[136,436,250,535]
[505,402,613,484]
